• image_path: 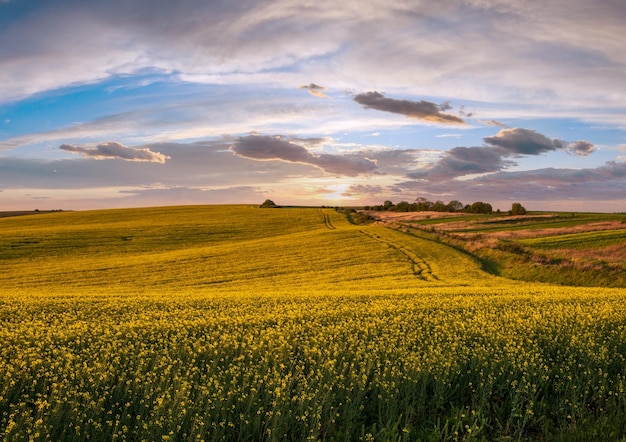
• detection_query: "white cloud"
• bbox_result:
[1,0,624,115]
[59,141,170,163]
[1,0,625,211]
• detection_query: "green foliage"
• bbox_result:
[370,197,495,213]
[466,201,493,214]
[510,202,527,215]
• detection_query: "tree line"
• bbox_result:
[364,198,526,215]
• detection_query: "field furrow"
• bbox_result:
[359,229,438,281]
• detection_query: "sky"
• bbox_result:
[1,0,626,212]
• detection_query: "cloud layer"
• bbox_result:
[231,135,377,176]
[1,1,624,211]
[59,142,170,163]
[1,133,624,212]
[410,128,596,180]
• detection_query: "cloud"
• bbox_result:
[1,0,625,121]
[299,83,328,98]
[341,184,385,198]
[483,128,565,155]
[484,128,595,156]
[353,92,465,124]
[408,146,513,180]
[484,120,509,128]
[567,140,596,156]
[407,127,598,181]
[59,141,170,163]
[230,135,377,176]
[382,159,626,210]
[1,141,295,190]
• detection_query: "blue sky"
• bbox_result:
[1,0,625,211]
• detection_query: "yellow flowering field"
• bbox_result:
[1,206,626,440]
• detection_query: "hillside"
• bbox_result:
[2,206,626,441]
[0,205,504,295]
[365,210,626,287]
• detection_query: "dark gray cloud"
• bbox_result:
[60,141,170,163]
[230,135,377,176]
[567,140,596,156]
[483,128,566,155]
[299,83,328,98]
[483,128,595,156]
[353,92,465,124]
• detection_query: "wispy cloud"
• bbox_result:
[483,120,509,128]
[230,135,377,176]
[354,92,465,125]
[299,83,328,98]
[59,142,170,163]
[1,0,625,114]
[408,146,513,180]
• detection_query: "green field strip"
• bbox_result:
[520,228,626,249]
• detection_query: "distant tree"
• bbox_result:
[383,200,394,210]
[260,199,278,208]
[414,197,432,211]
[467,201,493,214]
[431,200,447,212]
[395,201,410,212]
[446,200,464,212]
[510,202,527,215]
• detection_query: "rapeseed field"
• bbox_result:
[2,206,626,440]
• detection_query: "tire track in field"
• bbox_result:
[319,210,336,230]
[359,230,438,281]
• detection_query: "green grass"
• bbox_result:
[2,206,626,440]
[392,211,626,288]
[410,212,625,232]
[520,229,626,249]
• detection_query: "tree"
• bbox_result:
[260,199,278,208]
[446,200,464,212]
[395,201,410,212]
[467,201,493,214]
[510,202,526,215]
[431,200,447,212]
[414,197,432,211]
[383,200,394,210]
